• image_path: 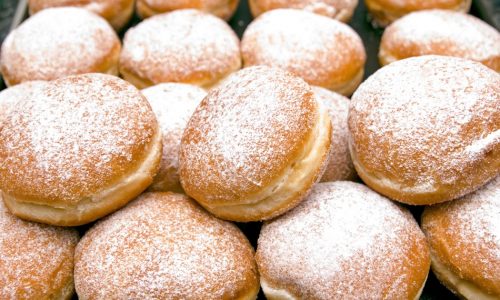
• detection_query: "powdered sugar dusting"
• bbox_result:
[0,199,78,299]
[252,0,357,19]
[179,66,316,203]
[423,176,500,286]
[0,7,119,84]
[257,181,429,299]
[142,83,207,192]
[241,9,365,87]
[0,73,157,204]
[313,86,356,182]
[0,81,47,125]
[349,55,500,198]
[74,192,258,299]
[382,10,500,68]
[120,9,241,87]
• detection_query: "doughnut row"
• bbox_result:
[0,1,498,299]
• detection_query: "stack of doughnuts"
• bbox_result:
[1,0,499,298]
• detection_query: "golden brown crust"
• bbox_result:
[0,8,121,87]
[179,66,331,221]
[249,0,358,21]
[136,0,239,20]
[74,192,260,299]
[349,55,500,205]
[422,176,500,298]
[256,182,430,299]
[28,0,134,30]
[0,74,161,226]
[379,10,500,72]
[365,0,470,27]
[119,9,241,89]
[241,9,366,96]
[0,198,79,300]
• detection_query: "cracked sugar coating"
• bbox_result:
[349,55,500,205]
[0,199,79,300]
[380,10,500,71]
[422,176,500,296]
[241,9,365,93]
[120,9,241,88]
[142,83,207,192]
[313,86,357,182]
[74,192,259,299]
[256,181,430,299]
[179,66,316,204]
[0,7,120,86]
[0,73,158,206]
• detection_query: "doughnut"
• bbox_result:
[0,197,79,300]
[365,0,471,27]
[0,73,162,226]
[142,83,207,193]
[120,9,241,89]
[241,9,366,96]
[74,192,260,299]
[379,10,500,71]
[256,181,430,299]
[349,55,500,205]
[0,80,47,124]
[422,176,500,299]
[313,86,357,182]
[28,0,134,30]
[249,0,358,22]
[136,0,239,20]
[0,7,121,87]
[179,66,332,222]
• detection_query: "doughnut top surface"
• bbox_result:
[0,73,158,205]
[180,66,317,203]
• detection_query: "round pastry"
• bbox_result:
[0,73,162,226]
[313,86,357,182]
[422,176,500,299]
[241,9,366,96]
[120,9,241,89]
[0,7,121,87]
[249,0,358,22]
[75,192,260,299]
[0,80,47,124]
[256,181,430,299]
[136,0,239,20]
[179,66,332,222]
[379,10,500,71]
[0,197,79,300]
[142,83,207,193]
[365,0,471,27]
[349,55,500,205]
[28,0,134,31]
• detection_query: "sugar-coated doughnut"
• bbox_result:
[349,55,500,205]
[179,66,332,222]
[422,176,500,299]
[313,86,357,182]
[120,9,241,89]
[0,74,162,226]
[249,0,358,22]
[0,80,47,124]
[380,10,500,71]
[0,197,79,300]
[0,7,120,87]
[142,83,207,193]
[365,0,471,27]
[75,192,260,299]
[28,0,134,30]
[241,9,366,96]
[256,181,430,299]
[136,0,239,20]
